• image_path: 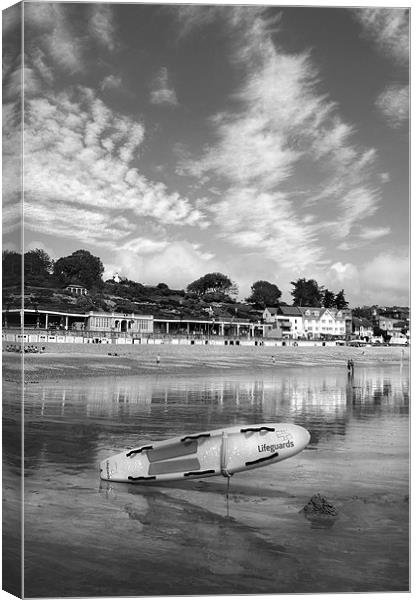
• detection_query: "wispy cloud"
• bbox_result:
[18,87,208,246]
[2,102,21,235]
[358,226,391,241]
[150,67,179,107]
[89,5,116,51]
[353,8,409,65]
[210,188,324,271]
[24,2,118,77]
[376,84,409,128]
[173,5,223,39]
[336,188,380,239]
[24,201,135,246]
[25,3,84,73]
[180,9,384,265]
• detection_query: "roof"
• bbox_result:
[352,317,373,327]
[299,307,346,320]
[279,306,302,317]
[298,307,325,319]
[263,307,279,314]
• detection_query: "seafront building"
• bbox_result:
[4,304,350,345]
[262,306,305,339]
[3,307,263,344]
[2,304,407,346]
[262,306,352,340]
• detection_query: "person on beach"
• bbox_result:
[156,353,161,366]
[347,359,354,375]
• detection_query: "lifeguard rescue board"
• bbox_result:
[100,422,310,483]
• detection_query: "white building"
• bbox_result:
[298,307,346,339]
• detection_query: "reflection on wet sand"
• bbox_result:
[19,366,409,462]
[21,365,408,419]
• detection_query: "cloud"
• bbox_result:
[336,187,380,238]
[376,84,409,128]
[182,46,337,189]
[100,74,122,91]
[327,249,409,307]
[210,188,324,270]
[24,2,118,78]
[24,201,135,246]
[353,8,409,65]
[11,86,208,247]
[358,226,391,241]
[360,250,409,304]
[173,5,223,39]
[150,67,179,106]
[325,261,360,295]
[179,10,385,261]
[106,241,218,288]
[24,3,84,73]
[24,240,58,260]
[2,102,22,235]
[89,5,116,51]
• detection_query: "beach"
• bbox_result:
[3,342,408,383]
[3,341,409,595]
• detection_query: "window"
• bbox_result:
[138,319,151,331]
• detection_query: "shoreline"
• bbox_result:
[2,343,408,384]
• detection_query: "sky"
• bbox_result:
[2,1,410,307]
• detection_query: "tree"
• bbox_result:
[3,250,21,286]
[352,306,374,319]
[290,278,322,307]
[334,289,349,310]
[24,249,53,284]
[322,289,336,308]
[53,249,104,289]
[246,280,282,307]
[187,272,236,298]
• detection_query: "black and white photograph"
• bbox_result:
[2,1,410,597]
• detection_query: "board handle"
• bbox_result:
[126,445,153,457]
[240,426,275,433]
[245,452,279,466]
[184,469,215,477]
[128,475,156,481]
[181,433,211,443]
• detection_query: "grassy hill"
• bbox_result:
[3,282,263,322]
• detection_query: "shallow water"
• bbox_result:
[3,363,409,596]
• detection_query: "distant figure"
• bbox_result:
[347,359,354,376]
[156,353,161,366]
[271,355,276,364]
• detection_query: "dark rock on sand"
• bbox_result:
[303,494,338,517]
[301,494,338,529]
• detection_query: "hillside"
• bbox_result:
[3,282,263,322]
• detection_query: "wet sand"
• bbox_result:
[3,361,409,595]
[2,342,408,383]
[2,344,409,595]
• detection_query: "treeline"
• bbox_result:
[3,248,348,310]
